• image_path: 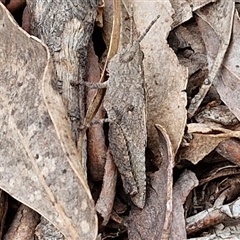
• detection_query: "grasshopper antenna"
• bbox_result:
[130,5,134,46]
[137,14,160,43]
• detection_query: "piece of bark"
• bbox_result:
[27,0,97,152]
[4,204,40,240]
[170,170,199,240]
[186,198,240,235]
[95,151,117,226]
[86,41,107,181]
[126,124,173,240]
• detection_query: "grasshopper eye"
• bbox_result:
[128,104,134,112]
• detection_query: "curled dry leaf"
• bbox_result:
[0,4,97,239]
[199,165,240,186]
[22,6,30,33]
[180,123,240,164]
[188,0,234,117]
[125,0,187,165]
[126,124,173,240]
[86,41,106,181]
[215,11,240,121]
[170,170,199,240]
[95,151,117,226]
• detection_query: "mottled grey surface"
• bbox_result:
[0,4,97,240]
[105,40,147,209]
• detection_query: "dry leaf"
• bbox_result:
[86,41,106,181]
[124,0,187,165]
[0,4,97,239]
[169,0,218,28]
[215,11,240,121]
[180,123,240,164]
[95,151,117,226]
[217,138,240,166]
[126,124,173,240]
[188,0,234,117]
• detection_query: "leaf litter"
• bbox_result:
[2,0,240,239]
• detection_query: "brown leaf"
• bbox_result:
[215,11,240,121]
[0,4,97,239]
[126,124,173,240]
[22,6,30,33]
[180,123,240,164]
[86,41,107,181]
[95,151,117,226]
[217,138,240,166]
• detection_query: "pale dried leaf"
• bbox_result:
[169,0,192,28]
[0,4,97,239]
[188,0,234,117]
[187,122,236,133]
[126,124,173,240]
[125,0,187,165]
[180,123,240,164]
[215,11,240,121]
[169,0,218,28]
